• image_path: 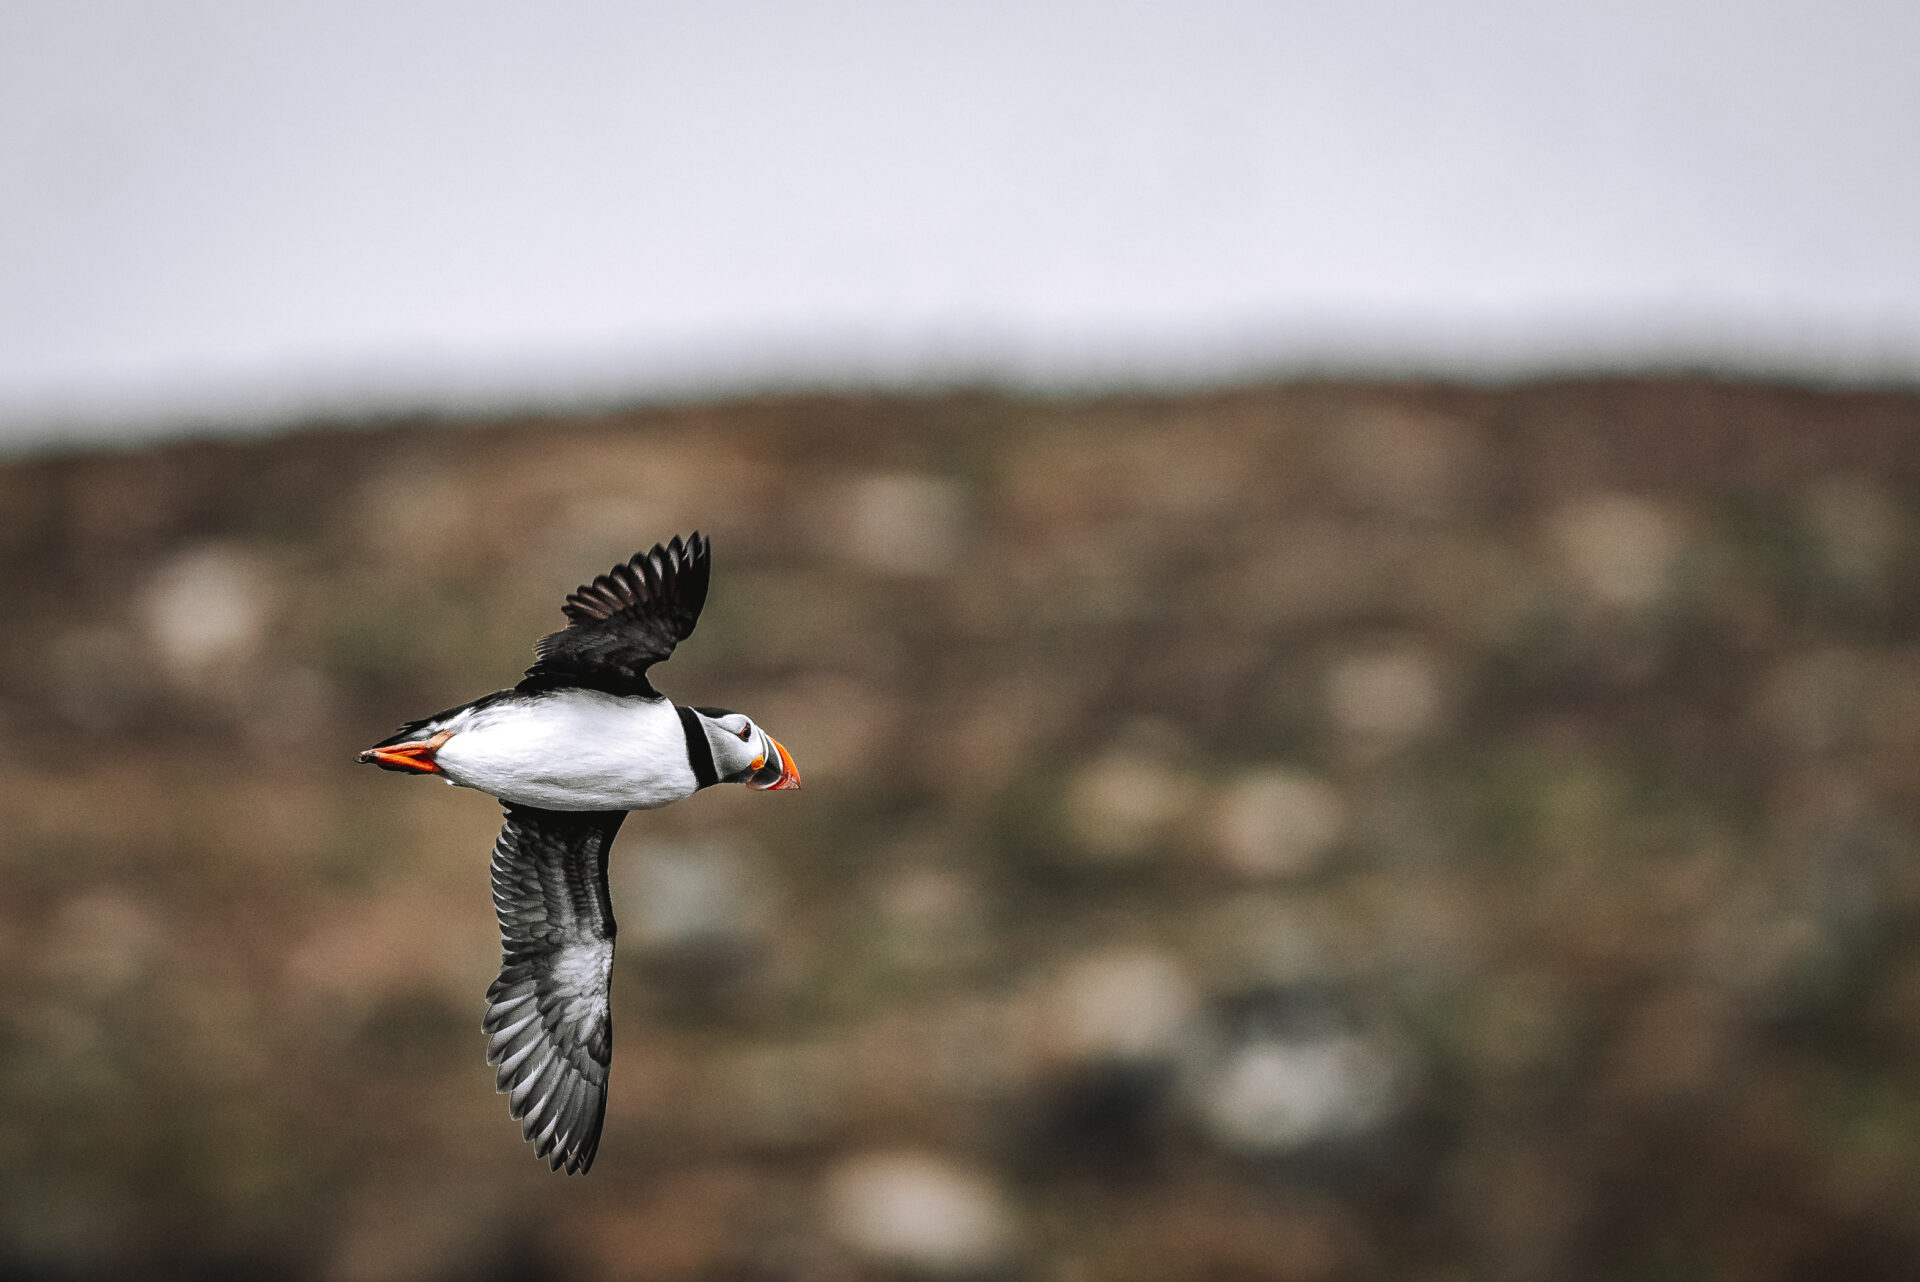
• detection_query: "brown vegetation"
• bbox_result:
[5,379,1920,1279]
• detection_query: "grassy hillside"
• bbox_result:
[5,379,1920,1280]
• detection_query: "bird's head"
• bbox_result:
[692,706,801,790]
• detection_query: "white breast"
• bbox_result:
[433,691,698,811]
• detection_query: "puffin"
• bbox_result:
[357,533,799,1173]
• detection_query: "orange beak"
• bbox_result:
[357,730,452,775]
[749,736,801,791]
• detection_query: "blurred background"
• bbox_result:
[6,3,1920,1281]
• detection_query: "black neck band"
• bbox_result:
[676,705,719,789]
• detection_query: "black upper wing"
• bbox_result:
[482,804,626,1174]
[518,533,712,697]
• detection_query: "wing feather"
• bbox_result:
[517,533,712,696]
[482,804,626,1174]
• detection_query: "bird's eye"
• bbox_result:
[735,724,753,741]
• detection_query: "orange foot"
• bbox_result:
[358,729,454,774]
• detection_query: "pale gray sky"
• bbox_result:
[3,0,1917,446]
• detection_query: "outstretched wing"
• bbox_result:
[482,804,626,1174]
[518,533,712,697]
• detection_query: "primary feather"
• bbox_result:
[518,533,712,697]
[483,804,624,1174]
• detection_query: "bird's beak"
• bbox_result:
[749,736,801,791]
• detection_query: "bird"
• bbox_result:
[357,533,799,1174]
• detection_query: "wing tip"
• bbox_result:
[492,1051,608,1174]
[502,1064,606,1175]
[542,531,714,650]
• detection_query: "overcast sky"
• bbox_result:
[3,0,1918,447]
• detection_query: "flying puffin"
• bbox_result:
[358,533,799,1174]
